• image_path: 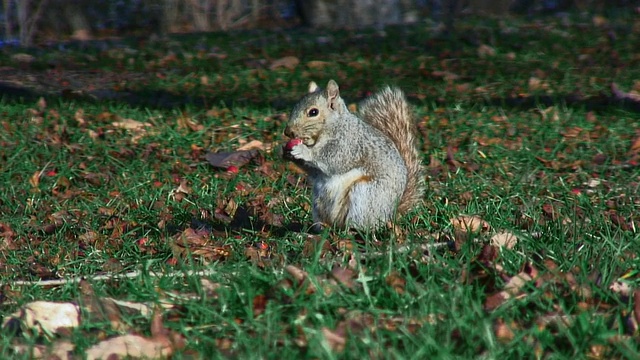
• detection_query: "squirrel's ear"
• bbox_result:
[308,81,319,93]
[326,80,340,110]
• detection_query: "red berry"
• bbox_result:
[226,165,239,173]
[284,138,303,150]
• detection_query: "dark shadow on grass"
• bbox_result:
[0,81,293,111]
[4,76,640,115]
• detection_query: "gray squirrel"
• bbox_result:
[283,80,424,230]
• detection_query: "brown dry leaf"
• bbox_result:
[200,278,223,298]
[592,15,609,27]
[494,319,515,343]
[561,126,583,138]
[632,290,640,333]
[253,294,267,317]
[12,341,75,359]
[36,97,47,112]
[112,117,152,131]
[451,215,490,233]
[485,265,537,311]
[74,108,86,126]
[386,271,406,295]
[29,170,41,189]
[79,280,130,332]
[85,311,185,360]
[331,265,357,290]
[237,139,265,151]
[611,83,640,102]
[321,327,346,353]
[285,264,309,283]
[2,301,81,335]
[176,113,204,131]
[503,271,533,297]
[85,334,170,359]
[490,232,518,249]
[170,228,231,265]
[169,180,191,202]
[205,149,259,169]
[0,222,17,250]
[285,265,318,295]
[629,132,640,154]
[431,70,460,81]
[307,60,331,69]
[477,44,496,58]
[11,53,35,64]
[536,106,559,121]
[528,77,543,91]
[269,56,300,70]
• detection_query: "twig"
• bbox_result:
[6,268,221,287]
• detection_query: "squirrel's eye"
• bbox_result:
[307,108,319,117]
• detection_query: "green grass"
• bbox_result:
[1,12,640,359]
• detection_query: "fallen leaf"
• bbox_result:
[269,56,300,70]
[3,301,81,335]
[633,290,640,332]
[29,170,41,189]
[36,97,47,111]
[451,215,490,233]
[560,126,583,138]
[321,327,346,353]
[253,294,267,317]
[237,139,265,151]
[494,319,515,343]
[112,118,152,131]
[306,60,331,69]
[431,70,460,81]
[205,149,259,169]
[170,228,231,265]
[12,53,35,63]
[169,180,191,202]
[490,232,518,249]
[528,77,543,91]
[74,109,86,126]
[478,44,496,58]
[86,334,169,359]
[592,15,608,27]
[12,341,75,359]
[331,265,356,290]
[611,83,640,102]
[385,271,406,294]
[85,311,185,360]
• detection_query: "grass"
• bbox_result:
[1,11,640,359]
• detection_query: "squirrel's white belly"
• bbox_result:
[324,168,367,220]
[311,168,368,227]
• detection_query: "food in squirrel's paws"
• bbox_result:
[284,138,303,151]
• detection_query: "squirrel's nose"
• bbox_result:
[284,125,294,138]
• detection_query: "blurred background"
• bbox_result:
[1,0,638,47]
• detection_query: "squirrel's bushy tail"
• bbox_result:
[358,87,425,214]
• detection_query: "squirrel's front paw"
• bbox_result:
[289,143,312,162]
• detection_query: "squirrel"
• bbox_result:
[283,79,424,230]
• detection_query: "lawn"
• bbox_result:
[1,12,639,359]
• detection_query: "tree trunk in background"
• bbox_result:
[62,0,92,40]
[296,0,418,29]
[2,0,12,41]
[15,0,48,46]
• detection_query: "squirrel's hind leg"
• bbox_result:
[346,180,403,229]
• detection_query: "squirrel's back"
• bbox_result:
[358,87,425,214]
